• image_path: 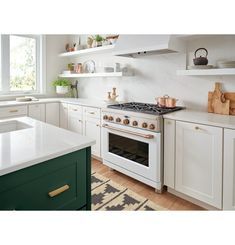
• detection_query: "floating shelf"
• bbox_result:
[59,45,115,58]
[58,72,125,78]
[177,68,235,76]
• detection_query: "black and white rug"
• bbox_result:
[91,173,166,211]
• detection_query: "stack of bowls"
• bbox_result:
[217,60,235,68]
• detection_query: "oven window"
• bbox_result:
[109,133,149,167]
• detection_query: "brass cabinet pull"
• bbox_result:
[72,109,78,111]
[89,112,95,114]
[9,109,18,113]
[48,184,69,198]
[195,126,200,130]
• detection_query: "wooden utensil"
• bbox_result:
[208,82,230,115]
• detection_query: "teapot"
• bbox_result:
[193,48,208,65]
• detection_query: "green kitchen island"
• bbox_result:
[0,117,95,210]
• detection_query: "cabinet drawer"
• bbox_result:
[84,106,101,119]
[68,104,83,116]
[0,106,27,118]
[0,163,86,210]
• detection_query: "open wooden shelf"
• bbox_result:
[177,68,235,76]
[58,45,115,58]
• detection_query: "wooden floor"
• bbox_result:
[92,158,204,210]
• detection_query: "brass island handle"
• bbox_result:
[9,109,18,113]
[48,184,70,198]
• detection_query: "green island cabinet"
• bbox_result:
[0,147,91,210]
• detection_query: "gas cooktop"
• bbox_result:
[107,102,184,115]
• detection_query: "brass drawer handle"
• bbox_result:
[88,112,95,114]
[72,109,78,111]
[195,126,200,130]
[48,184,69,198]
[9,109,18,113]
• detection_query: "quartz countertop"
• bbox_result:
[0,117,95,176]
[163,109,235,129]
[0,98,109,109]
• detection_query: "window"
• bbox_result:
[0,35,44,95]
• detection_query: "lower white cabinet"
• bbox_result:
[223,129,235,210]
[28,104,45,122]
[68,104,83,134]
[175,121,223,209]
[59,103,68,129]
[0,105,27,119]
[83,107,101,157]
[45,103,60,127]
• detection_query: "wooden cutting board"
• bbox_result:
[208,82,230,115]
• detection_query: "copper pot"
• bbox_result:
[155,95,169,107]
[165,97,178,108]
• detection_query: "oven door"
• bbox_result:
[102,123,161,182]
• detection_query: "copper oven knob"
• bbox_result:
[149,124,155,130]
[132,121,138,126]
[116,117,121,123]
[142,122,148,128]
[108,116,114,121]
[103,115,108,120]
[123,119,130,125]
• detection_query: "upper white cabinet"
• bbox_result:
[68,104,83,134]
[45,103,60,127]
[59,103,68,129]
[175,121,223,209]
[164,119,175,189]
[28,104,45,122]
[83,106,101,158]
[223,129,235,210]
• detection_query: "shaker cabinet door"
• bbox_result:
[223,129,235,210]
[175,121,223,209]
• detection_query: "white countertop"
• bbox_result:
[163,109,235,129]
[0,97,109,109]
[0,117,95,176]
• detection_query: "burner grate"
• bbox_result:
[108,102,184,115]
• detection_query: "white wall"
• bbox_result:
[60,35,235,111]
[46,35,69,95]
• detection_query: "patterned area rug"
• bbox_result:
[91,173,166,211]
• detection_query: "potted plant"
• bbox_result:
[92,35,105,47]
[52,79,71,94]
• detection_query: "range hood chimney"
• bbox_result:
[112,35,185,57]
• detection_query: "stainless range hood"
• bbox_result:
[112,35,185,57]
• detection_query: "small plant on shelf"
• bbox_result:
[52,78,71,94]
[92,35,105,47]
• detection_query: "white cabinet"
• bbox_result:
[68,104,83,134]
[223,129,235,210]
[175,121,223,209]
[164,119,175,189]
[0,105,27,119]
[59,103,68,129]
[28,104,45,122]
[83,106,101,157]
[45,103,60,127]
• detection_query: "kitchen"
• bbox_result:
[0,34,235,212]
[2,0,235,243]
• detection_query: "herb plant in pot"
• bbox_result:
[92,35,105,47]
[52,79,71,94]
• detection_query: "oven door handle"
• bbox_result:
[102,124,154,139]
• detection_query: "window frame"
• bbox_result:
[0,34,46,96]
